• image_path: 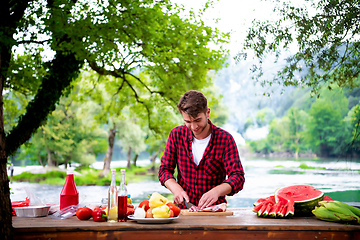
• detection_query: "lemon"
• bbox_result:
[107,206,118,220]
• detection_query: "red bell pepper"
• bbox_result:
[92,209,107,222]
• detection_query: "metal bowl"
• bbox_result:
[15,205,51,217]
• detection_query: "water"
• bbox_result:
[9,158,360,207]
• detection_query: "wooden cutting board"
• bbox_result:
[180,209,233,216]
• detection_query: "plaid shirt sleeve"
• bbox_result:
[221,132,245,196]
[158,127,178,185]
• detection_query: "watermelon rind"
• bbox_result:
[294,195,324,216]
[275,185,324,216]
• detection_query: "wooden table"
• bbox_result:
[13,208,360,240]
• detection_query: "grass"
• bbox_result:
[298,163,326,170]
[12,164,160,186]
[269,163,327,174]
[268,169,306,174]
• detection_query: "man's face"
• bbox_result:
[181,108,210,139]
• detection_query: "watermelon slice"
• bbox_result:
[257,202,269,216]
[253,201,266,213]
[269,201,282,218]
[284,201,295,218]
[262,202,273,217]
[276,204,285,218]
[254,197,268,206]
[275,185,324,216]
[280,204,287,217]
[253,196,276,215]
[276,194,295,218]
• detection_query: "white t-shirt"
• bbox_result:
[192,134,211,165]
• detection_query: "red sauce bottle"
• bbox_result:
[118,169,127,222]
[60,171,79,210]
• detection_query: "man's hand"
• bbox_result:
[164,178,189,206]
[198,183,232,209]
[198,188,220,209]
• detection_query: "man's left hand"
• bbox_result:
[198,183,232,209]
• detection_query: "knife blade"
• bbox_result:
[184,201,196,209]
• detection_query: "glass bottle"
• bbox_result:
[118,169,128,222]
[107,169,118,222]
[60,171,79,210]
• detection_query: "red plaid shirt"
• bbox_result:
[159,120,245,206]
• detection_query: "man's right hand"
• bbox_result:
[164,178,190,206]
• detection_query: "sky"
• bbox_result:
[172,0,278,56]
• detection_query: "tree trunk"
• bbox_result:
[38,155,44,167]
[102,124,116,177]
[64,156,71,169]
[149,153,158,172]
[0,26,13,239]
[133,154,139,167]
[127,147,132,169]
[47,150,57,167]
[149,145,164,172]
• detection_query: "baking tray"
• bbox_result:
[15,205,51,217]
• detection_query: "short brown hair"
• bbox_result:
[177,90,208,118]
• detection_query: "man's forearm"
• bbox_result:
[165,178,190,205]
[164,178,184,194]
[214,183,232,197]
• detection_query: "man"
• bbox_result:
[8,163,14,183]
[158,90,245,209]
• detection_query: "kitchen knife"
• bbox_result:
[184,201,196,209]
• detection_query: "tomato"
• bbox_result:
[166,202,181,217]
[93,205,106,212]
[76,207,93,220]
[169,209,174,218]
[138,200,150,211]
[127,205,135,216]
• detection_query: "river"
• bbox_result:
[9,157,360,207]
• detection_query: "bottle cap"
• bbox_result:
[111,169,116,174]
[121,169,126,174]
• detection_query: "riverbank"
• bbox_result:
[11,161,159,186]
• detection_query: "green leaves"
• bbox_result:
[240,0,360,96]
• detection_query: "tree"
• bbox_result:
[255,107,275,127]
[240,0,360,97]
[350,105,360,150]
[117,117,147,169]
[1,1,228,238]
[16,95,107,168]
[305,89,349,156]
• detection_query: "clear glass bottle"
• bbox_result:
[107,169,118,222]
[118,169,128,222]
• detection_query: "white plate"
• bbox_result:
[128,215,179,224]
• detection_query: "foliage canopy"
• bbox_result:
[239,0,360,96]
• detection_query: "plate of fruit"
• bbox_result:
[128,192,181,224]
